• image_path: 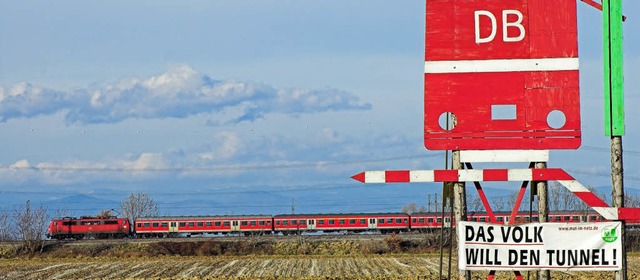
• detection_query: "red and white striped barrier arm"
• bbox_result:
[351,168,572,183]
[351,168,631,221]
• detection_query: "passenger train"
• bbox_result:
[46,211,629,240]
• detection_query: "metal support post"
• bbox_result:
[612,137,627,280]
[453,150,470,280]
[536,162,550,280]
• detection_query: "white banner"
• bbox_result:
[458,221,622,271]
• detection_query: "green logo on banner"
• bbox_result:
[602,225,619,243]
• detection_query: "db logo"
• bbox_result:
[424,0,581,151]
[474,10,525,44]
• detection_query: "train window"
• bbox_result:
[563,216,570,221]
[349,219,356,224]
[404,219,408,223]
[590,215,597,221]
[384,218,391,224]
[497,217,504,222]
[206,222,212,227]
[524,217,530,222]
[471,217,477,222]
[223,221,230,226]
[188,222,195,227]
[428,218,434,223]
[329,220,335,225]
[267,221,271,225]
[161,222,168,228]
[412,218,417,223]
[378,219,384,224]
[283,220,289,226]
[276,221,280,226]
[318,220,325,225]
[554,216,562,222]
[196,222,203,227]
[291,220,297,225]
[360,219,366,224]
[445,218,451,223]
[300,220,306,225]
[214,221,221,226]
[258,221,264,226]
[137,223,142,228]
[152,223,159,227]
[339,219,346,225]
[105,221,118,225]
[250,221,256,226]
[394,218,400,224]
[479,217,486,222]
[419,218,425,223]
[241,221,248,226]
[532,217,539,222]
[144,223,150,228]
[436,218,442,223]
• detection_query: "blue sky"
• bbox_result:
[0,1,638,214]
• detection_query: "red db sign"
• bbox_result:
[424,0,581,150]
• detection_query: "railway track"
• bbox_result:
[0,232,444,247]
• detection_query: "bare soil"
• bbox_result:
[0,235,638,279]
[2,255,639,279]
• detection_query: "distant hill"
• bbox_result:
[3,182,639,219]
[46,194,119,217]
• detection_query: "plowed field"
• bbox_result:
[1,255,639,279]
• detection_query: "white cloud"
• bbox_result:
[196,131,243,162]
[0,65,371,124]
[10,159,32,169]
[121,153,168,172]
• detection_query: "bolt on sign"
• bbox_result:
[424,0,581,150]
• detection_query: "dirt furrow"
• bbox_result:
[49,263,99,279]
[102,262,134,278]
[211,259,238,276]
[178,261,201,277]
[309,259,317,276]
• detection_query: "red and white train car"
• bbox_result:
[410,212,451,232]
[274,213,410,234]
[134,215,273,237]
[467,211,609,224]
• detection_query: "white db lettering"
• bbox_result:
[474,10,497,44]
[502,10,525,42]
[474,10,526,44]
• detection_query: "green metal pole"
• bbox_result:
[603,0,624,136]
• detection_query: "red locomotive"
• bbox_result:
[47,216,131,240]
